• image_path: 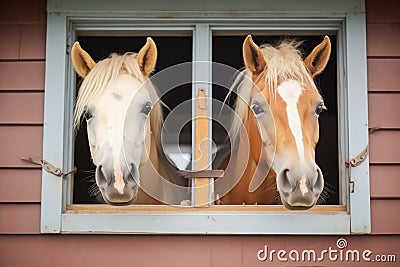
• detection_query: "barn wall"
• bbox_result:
[366,0,400,234]
[0,0,399,266]
[0,0,45,235]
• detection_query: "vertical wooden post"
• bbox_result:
[194,88,211,207]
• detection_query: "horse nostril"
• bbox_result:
[277,169,292,194]
[96,165,108,186]
[314,168,324,192]
[128,163,140,186]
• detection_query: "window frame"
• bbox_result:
[41,0,370,234]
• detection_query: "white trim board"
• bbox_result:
[42,0,369,234]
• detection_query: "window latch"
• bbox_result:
[346,126,381,193]
[177,170,224,179]
[21,157,77,178]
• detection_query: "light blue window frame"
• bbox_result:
[42,0,370,234]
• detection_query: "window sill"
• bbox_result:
[60,205,349,234]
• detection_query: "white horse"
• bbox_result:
[72,38,188,205]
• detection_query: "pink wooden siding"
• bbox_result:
[367,59,400,91]
[0,0,44,239]
[370,200,400,234]
[367,24,400,57]
[0,126,43,167]
[0,93,44,124]
[0,0,399,266]
[366,0,400,236]
[0,0,46,24]
[0,169,42,202]
[370,165,400,198]
[0,235,399,267]
[368,94,400,127]
[0,204,40,234]
[0,62,45,90]
[0,24,46,60]
[370,131,400,163]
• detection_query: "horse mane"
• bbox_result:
[230,39,318,142]
[73,52,164,149]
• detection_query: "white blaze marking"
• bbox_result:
[110,127,125,194]
[113,170,125,194]
[277,80,305,163]
[113,158,125,195]
[299,174,308,196]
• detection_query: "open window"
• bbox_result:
[73,35,193,204]
[212,34,340,205]
[41,0,370,234]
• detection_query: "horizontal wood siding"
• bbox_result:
[0,0,46,24]
[369,131,400,163]
[370,165,400,198]
[0,25,20,59]
[0,62,45,91]
[368,93,400,128]
[364,0,399,24]
[370,200,400,234]
[0,24,46,60]
[0,204,40,234]
[0,235,399,267]
[0,93,44,124]
[19,24,46,60]
[0,169,42,202]
[0,4,399,267]
[0,0,45,235]
[367,59,400,92]
[367,24,400,57]
[366,0,400,235]
[0,126,43,168]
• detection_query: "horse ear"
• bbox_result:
[138,37,157,77]
[304,36,331,77]
[71,42,96,78]
[243,35,266,74]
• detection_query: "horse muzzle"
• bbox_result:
[95,163,140,205]
[276,167,324,210]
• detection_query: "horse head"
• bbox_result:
[72,38,159,205]
[242,35,331,209]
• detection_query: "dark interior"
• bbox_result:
[73,34,339,205]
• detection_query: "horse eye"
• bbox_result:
[315,104,326,116]
[141,102,152,115]
[84,111,93,121]
[251,102,264,115]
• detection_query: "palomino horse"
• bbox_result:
[218,35,331,209]
[72,38,188,205]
